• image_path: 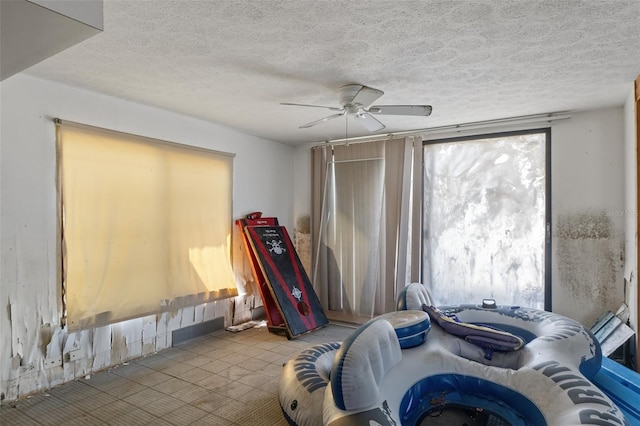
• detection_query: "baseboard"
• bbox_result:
[251,306,266,321]
[172,317,225,346]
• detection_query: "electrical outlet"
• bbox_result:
[44,356,63,368]
[68,349,82,361]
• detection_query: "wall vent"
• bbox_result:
[172,317,225,346]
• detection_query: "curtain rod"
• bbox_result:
[316,112,571,146]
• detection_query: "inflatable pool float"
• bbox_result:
[279,341,342,426]
[279,291,628,425]
[279,310,431,425]
[324,306,627,425]
[377,310,432,349]
[396,282,434,311]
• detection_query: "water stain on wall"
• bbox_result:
[556,212,612,240]
[294,215,312,277]
[556,211,623,323]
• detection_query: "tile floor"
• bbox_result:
[0,323,354,425]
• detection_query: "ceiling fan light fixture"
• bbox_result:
[355,112,386,132]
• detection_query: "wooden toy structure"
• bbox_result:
[236,216,328,338]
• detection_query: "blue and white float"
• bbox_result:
[279,341,342,426]
[279,283,629,425]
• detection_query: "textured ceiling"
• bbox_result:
[25,0,640,146]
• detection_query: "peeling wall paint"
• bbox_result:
[1,75,294,402]
[1,299,243,402]
[551,108,626,327]
[556,212,613,240]
[294,215,312,277]
[556,212,625,324]
[622,87,638,341]
[0,77,631,403]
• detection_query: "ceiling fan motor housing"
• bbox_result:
[338,84,383,108]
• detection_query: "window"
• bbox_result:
[57,120,237,330]
[422,130,550,309]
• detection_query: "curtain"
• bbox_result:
[311,137,417,322]
[57,120,237,330]
[311,145,330,308]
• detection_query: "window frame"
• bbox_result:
[421,128,552,310]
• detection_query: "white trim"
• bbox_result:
[315,112,571,146]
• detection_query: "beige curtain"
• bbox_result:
[57,121,237,330]
[311,137,417,322]
[410,137,424,282]
[311,145,330,308]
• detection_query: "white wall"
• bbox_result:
[550,107,626,326]
[292,108,628,327]
[293,145,312,231]
[0,74,294,401]
[623,88,638,335]
[0,72,632,401]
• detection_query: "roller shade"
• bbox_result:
[57,120,237,330]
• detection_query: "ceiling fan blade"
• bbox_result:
[355,112,386,132]
[281,102,343,112]
[368,105,433,116]
[349,85,384,107]
[299,112,345,128]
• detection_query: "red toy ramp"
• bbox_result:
[245,225,328,338]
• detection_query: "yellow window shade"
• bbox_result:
[57,120,237,330]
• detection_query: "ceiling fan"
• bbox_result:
[281,84,432,132]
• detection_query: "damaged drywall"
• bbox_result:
[555,211,625,326]
[294,215,312,277]
[231,220,264,318]
[2,74,294,403]
[550,107,626,328]
[0,297,246,402]
[556,211,613,240]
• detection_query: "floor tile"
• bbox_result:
[102,379,148,398]
[170,385,212,404]
[162,404,208,425]
[29,404,86,425]
[0,324,353,425]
